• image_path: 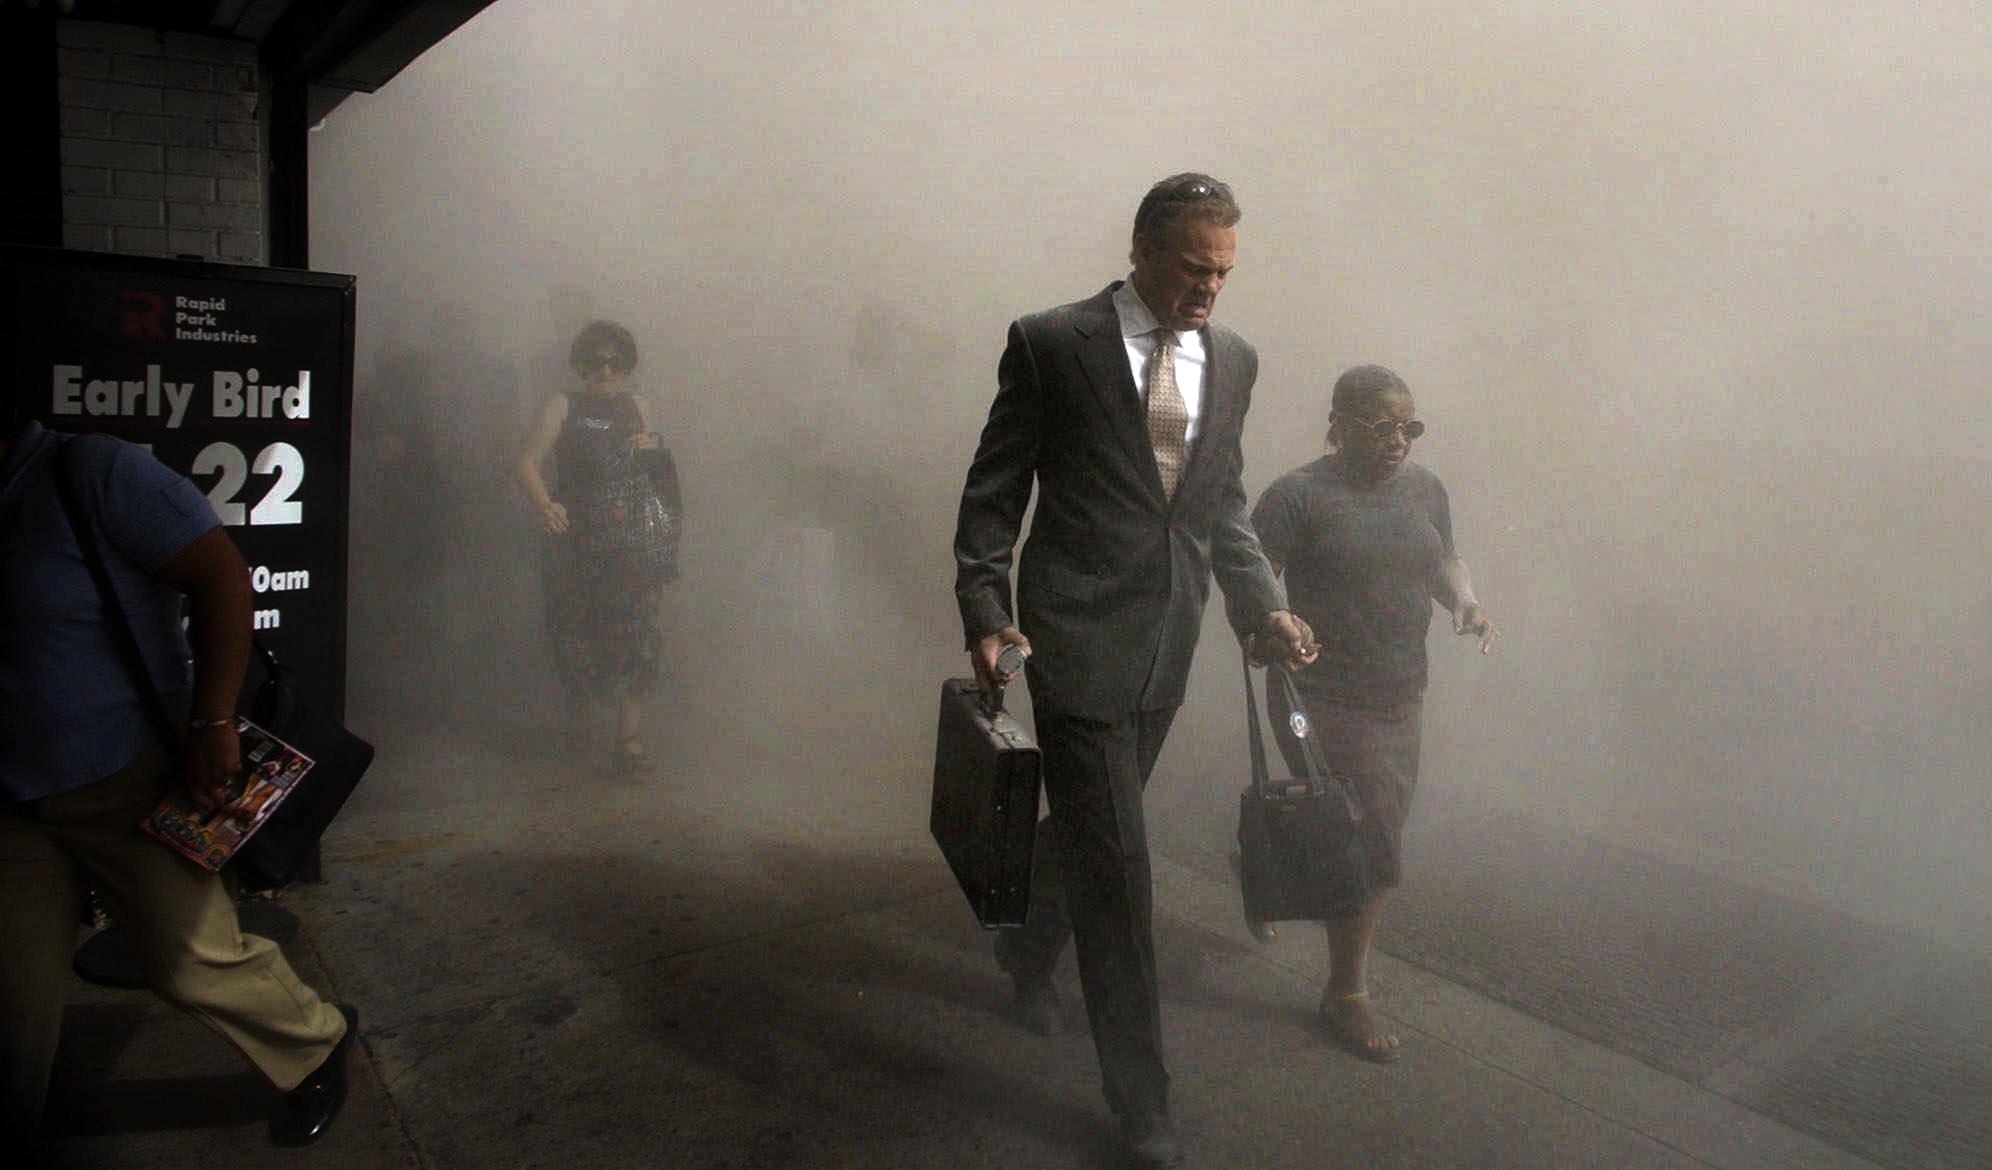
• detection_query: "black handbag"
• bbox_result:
[52,438,373,889]
[581,449,680,582]
[1236,650,1372,923]
[233,640,374,888]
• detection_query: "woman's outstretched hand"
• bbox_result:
[1454,603,1497,653]
[543,501,570,535]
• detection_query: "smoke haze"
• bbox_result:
[309,0,1992,951]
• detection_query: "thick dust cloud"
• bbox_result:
[309,2,1991,945]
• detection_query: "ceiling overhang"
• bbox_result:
[60,0,500,122]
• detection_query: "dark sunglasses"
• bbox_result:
[1347,416,1425,440]
[1143,178,1230,210]
[1167,179,1221,201]
[579,353,626,371]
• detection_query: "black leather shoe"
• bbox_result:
[271,1003,357,1146]
[1010,974,1062,1037]
[1121,1110,1185,1168]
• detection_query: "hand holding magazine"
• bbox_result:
[143,717,316,872]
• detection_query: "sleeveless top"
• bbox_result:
[552,389,644,510]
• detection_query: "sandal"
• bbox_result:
[609,736,655,777]
[1319,988,1401,1063]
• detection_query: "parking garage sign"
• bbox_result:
[4,246,357,717]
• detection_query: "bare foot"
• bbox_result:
[1320,988,1400,1063]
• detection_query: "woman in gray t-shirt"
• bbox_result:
[1250,365,1497,1062]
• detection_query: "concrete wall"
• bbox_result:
[55,20,264,265]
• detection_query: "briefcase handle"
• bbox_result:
[1241,649,1363,822]
[978,641,1029,717]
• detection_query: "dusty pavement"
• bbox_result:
[32,666,1987,1170]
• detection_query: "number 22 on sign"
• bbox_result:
[192,441,304,526]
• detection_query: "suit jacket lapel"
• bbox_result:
[1072,287,1167,499]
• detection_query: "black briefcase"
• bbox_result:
[931,678,1041,927]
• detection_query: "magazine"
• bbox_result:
[142,717,316,872]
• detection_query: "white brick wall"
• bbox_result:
[56,20,264,265]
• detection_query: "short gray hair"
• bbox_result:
[1131,172,1240,250]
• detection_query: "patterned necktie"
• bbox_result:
[1145,327,1188,500]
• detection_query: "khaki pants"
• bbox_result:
[0,746,346,1137]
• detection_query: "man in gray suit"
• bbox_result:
[953,173,1315,1168]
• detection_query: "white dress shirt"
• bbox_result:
[1112,278,1206,445]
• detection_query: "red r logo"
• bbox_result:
[120,290,166,338]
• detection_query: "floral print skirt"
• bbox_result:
[542,533,662,702]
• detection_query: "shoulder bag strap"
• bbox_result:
[1257,657,1368,825]
[1266,664,1331,782]
[52,438,184,751]
[1241,646,1275,797]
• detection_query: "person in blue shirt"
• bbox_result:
[0,419,356,1147]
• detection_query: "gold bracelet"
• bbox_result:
[188,717,235,732]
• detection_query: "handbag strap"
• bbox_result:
[52,437,184,750]
[1242,646,1274,794]
[1239,647,1365,822]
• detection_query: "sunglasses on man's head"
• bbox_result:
[1135,179,1233,237]
[1347,417,1425,440]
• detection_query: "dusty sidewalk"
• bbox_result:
[35,712,1950,1170]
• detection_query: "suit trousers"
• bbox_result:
[996,704,1178,1118]
[0,745,347,1138]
